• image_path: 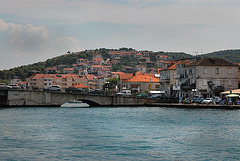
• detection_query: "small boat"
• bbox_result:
[61,100,89,108]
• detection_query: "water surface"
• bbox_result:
[1,107,240,160]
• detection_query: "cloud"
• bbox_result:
[0,19,84,69]
[56,37,85,52]
[0,19,48,54]
[1,0,240,26]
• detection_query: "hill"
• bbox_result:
[0,48,239,82]
[200,49,240,63]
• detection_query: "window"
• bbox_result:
[131,85,138,88]
[228,68,232,74]
[155,85,160,89]
[215,68,219,74]
[215,79,220,86]
[189,69,192,75]
[228,80,232,86]
[203,80,207,86]
[203,67,207,74]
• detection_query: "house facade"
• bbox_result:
[122,72,160,93]
[179,58,238,98]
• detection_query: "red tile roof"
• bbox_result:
[64,68,74,71]
[125,74,159,83]
[72,84,89,88]
[45,67,57,70]
[91,65,102,68]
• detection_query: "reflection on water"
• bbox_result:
[1,107,240,160]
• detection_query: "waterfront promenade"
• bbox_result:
[148,102,240,109]
[1,89,240,109]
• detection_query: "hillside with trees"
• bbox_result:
[0,48,239,82]
[200,49,240,63]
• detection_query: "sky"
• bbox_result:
[0,0,240,70]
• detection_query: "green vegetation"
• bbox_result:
[0,48,239,82]
[201,49,240,63]
[103,78,118,91]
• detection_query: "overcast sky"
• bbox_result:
[0,0,240,70]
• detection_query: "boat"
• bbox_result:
[61,100,89,108]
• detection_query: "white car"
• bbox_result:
[0,83,12,89]
[201,98,213,104]
[8,84,21,90]
[43,85,62,92]
[116,90,132,97]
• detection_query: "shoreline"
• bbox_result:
[1,103,240,109]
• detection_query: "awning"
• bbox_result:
[182,78,190,84]
[221,89,240,95]
[226,94,239,97]
[149,91,165,94]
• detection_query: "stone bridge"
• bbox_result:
[0,90,149,107]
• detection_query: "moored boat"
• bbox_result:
[61,100,89,108]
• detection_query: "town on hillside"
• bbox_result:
[1,49,240,104]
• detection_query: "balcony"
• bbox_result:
[174,73,184,79]
[173,85,180,90]
[181,83,196,90]
[160,76,170,83]
[160,76,170,80]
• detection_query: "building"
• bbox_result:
[159,62,176,97]
[121,66,135,73]
[135,65,147,73]
[26,74,89,89]
[155,61,172,69]
[45,67,57,74]
[238,63,240,88]
[183,57,238,98]
[156,55,169,61]
[63,68,74,74]
[123,72,160,93]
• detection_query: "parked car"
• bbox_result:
[116,90,132,97]
[0,83,12,89]
[201,98,214,104]
[212,97,222,104]
[88,89,105,95]
[192,97,204,104]
[65,87,83,93]
[8,84,21,90]
[136,93,148,98]
[150,94,161,99]
[43,85,62,92]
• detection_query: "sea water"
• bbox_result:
[0,107,240,161]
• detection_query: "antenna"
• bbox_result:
[193,51,199,59]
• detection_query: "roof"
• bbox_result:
[136,65,146,68]
[72,84,89,88]
[85,74,96,81]
[188,57,236,67]
[92,58,103,61]
[64,68,74,71]
[125,74,159,83]
[29,74,57,79]
[91,65,102,68]
[45,67,57,70]
[111,72,126,75]
[166,62,177,70]
[119,73,133,80]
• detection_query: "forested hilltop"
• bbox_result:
[201,49,240,63]
[0,48,239,82]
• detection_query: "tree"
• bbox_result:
[103,78,118,91]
